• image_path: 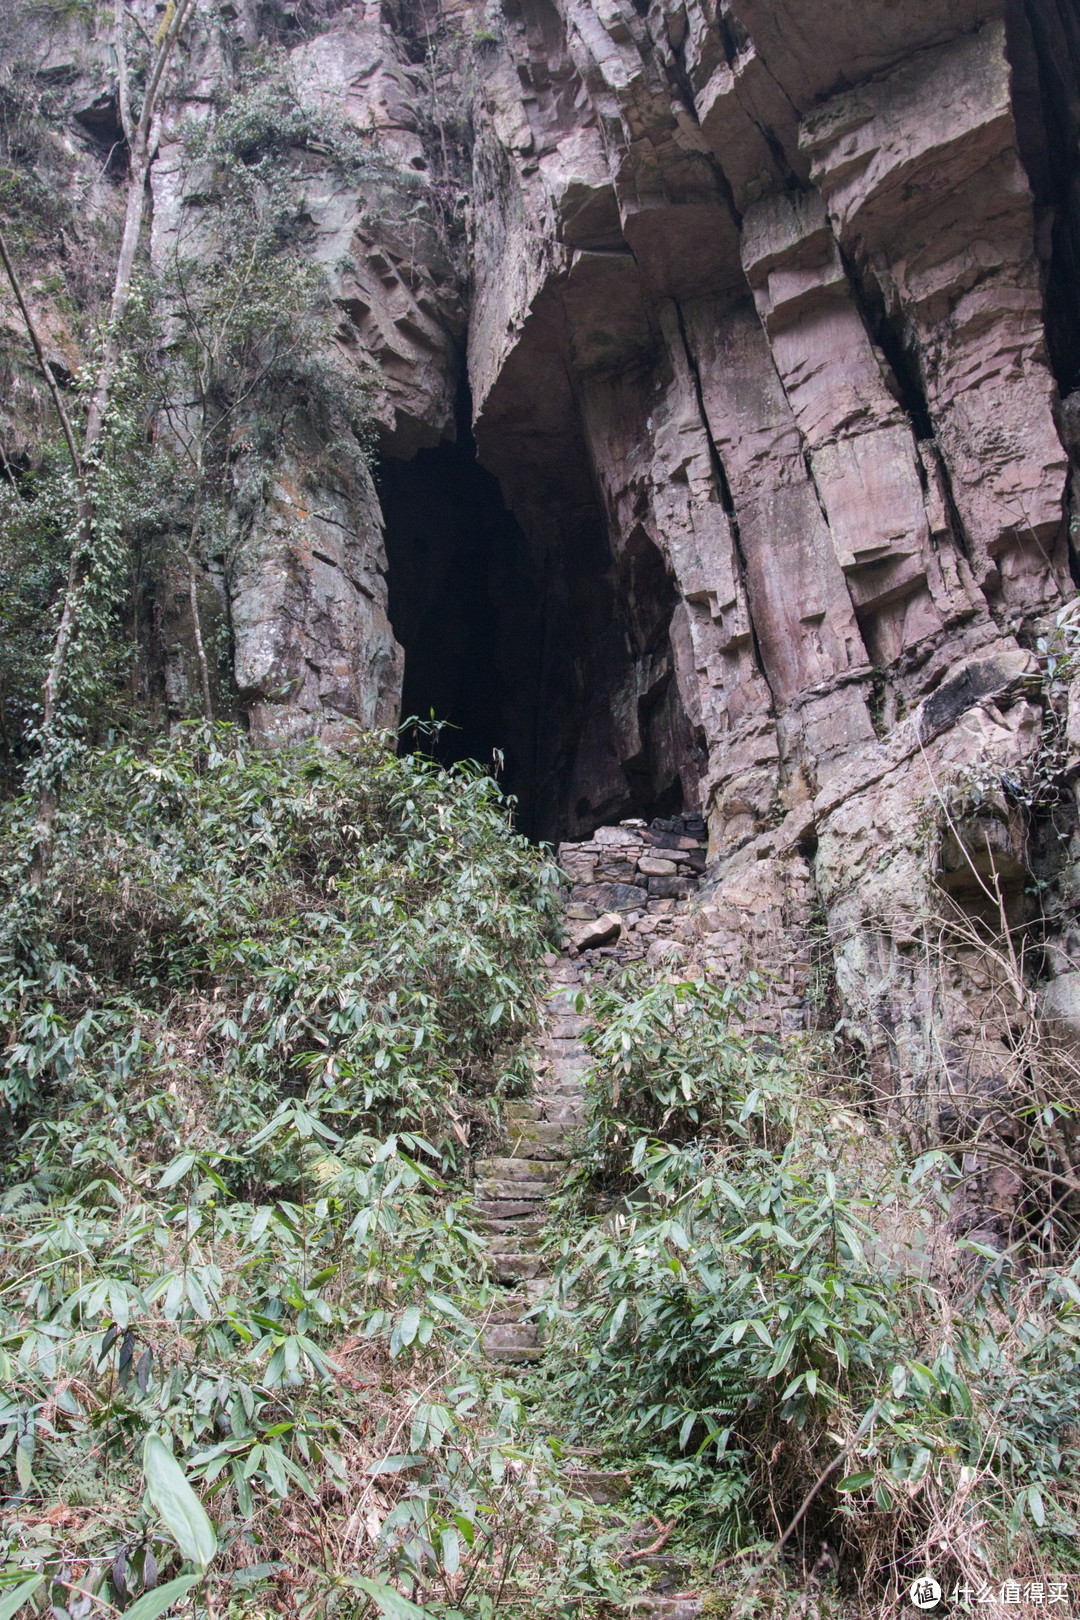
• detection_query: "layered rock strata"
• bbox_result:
[4,0,1080,1146]
[460,0,1080,1153]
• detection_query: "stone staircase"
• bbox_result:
[473,955,590,1362]
[468,861,707,1616]
[471,815,708,1362]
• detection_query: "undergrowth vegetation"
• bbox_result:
[0,725,623,1618]
[3,726,1080,1618]
[537,974,1080,1613]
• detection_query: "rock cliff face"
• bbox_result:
[3,0,1080,1156]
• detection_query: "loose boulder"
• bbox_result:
[571,912,623,951]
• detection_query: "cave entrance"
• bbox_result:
[378,436,702,842]
[378,438,543,830]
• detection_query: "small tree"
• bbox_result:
[0,0,197,879]
[0,29,381,813]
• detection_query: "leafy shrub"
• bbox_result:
[0,347,155,791]
[1,721,560,1146]
[539,974,1080,1600]
[0,724,610,1615]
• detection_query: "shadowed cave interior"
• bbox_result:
[378,436,700,842]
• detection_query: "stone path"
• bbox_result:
[473,814,708,1361]
[474,955,589,1362]
[467,845,708,1615]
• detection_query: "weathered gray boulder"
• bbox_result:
[571,913,623,952]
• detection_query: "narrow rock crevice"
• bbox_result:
[835,242,935,444]
[834,239,985,585]
[672,299,777,714]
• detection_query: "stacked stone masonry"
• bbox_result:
[477,811,804,1365]
[474,958,590,1363]
[560,815,705,967]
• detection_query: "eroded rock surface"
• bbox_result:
[4,0,1080,1144]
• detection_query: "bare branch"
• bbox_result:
[25,0,199,886]
[0,230,85,488]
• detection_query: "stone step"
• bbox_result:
[474,1179,559,1202]
[541,1039,588,1060]
[548,1014,589,1038]
[472,956,590,1343]
[565,1466,633,1504]
[486,1231,544,1256]
[472,1196,547,1219]
[507,1121,570,1156]
[488,1252,548,1281]
[487,1275,546,1305]
[473,1213,546,1236]
[483,1306,532,1325]
[504,1100,543,1121]
[550,1056,592,1082]
[475,1156,564,1180]
[483,1322,542,1362]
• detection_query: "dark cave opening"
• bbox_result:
[1008,0,1080,394]
[378,436,700,842]
[378,438,543,828]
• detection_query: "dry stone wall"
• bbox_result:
[559,815,706,966]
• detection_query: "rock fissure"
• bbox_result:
[670,294,778,713]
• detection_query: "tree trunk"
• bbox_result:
[4,0,199,884]
[184,497,213,720]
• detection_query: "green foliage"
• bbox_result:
[142,1433,217,1572]
[128,58,387,725]
[0,726,609,1613]
[0,348,154,791]
[539,973,1080,1595]
[1,51,388,789]
[0,65,74,246]
[194,56,381,178]
[0,720,560,1147]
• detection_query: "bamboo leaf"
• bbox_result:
[0,1576,44,1620]
[121,1574,201,1620]
[440,1525,460,1575]
[143,1434,218,1573]
[157,1153,197,1190]
[348,1578,439,1618]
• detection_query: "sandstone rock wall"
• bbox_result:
[148,0,465,739]
[3,0,1080,1137]
[461,0,1080,1141]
